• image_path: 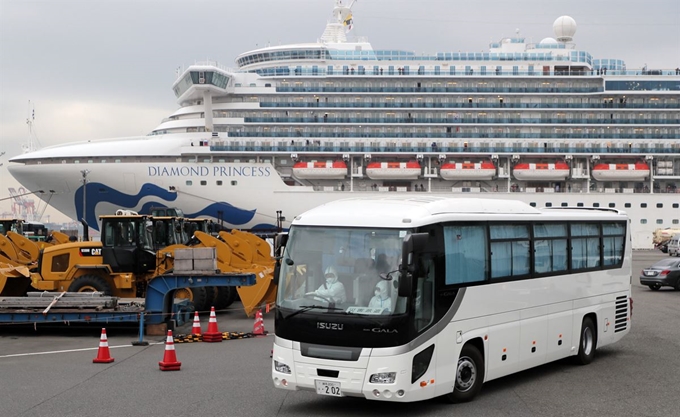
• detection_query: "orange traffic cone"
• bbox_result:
[159,330,181,371]
[202,306,222,343]
[191,311,202,336]
[93,328,114,363]
[252,309,266,336]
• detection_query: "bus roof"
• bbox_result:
[292,197,627,228]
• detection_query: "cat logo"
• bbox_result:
[80,247,102,256]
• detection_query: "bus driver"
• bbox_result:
[309,266,346,304]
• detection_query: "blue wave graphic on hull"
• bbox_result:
[75,182,256,231]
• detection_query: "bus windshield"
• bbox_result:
[277,226,409,316]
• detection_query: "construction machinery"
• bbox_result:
[21,211,276,316]
[0,218,73,296]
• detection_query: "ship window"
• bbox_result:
[673,203,679,208]
[186,180,193,186]
[656,219,663,224]
[561,203,568,207]
[231,180,238,186]
[577,203,584,207]
[545,202,552,207]
[641,203,647,208]
[88,160,93,163]
[609,203,616,208]
[673,219,679,225]
[74,160,80,164]
[200,180,207,186]
[529,202,536,207]
[217,180,223,186]
[656,203,663,208]
[593,203,600,207]
[625,203,631,208]
[101,159,107,163]
[115,159,121,163]
[640,219,647,224]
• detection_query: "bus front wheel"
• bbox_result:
[446,344,484,403]
[574,316,597,365]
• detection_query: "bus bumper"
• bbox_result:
[271,337,438,402]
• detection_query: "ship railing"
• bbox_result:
[298,183,678,195]
[243,116,679,125]
[259,102,679,109]
[255,67,680,77]
[209,144,679,155]
[189,61,236,73]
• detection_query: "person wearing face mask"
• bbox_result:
[368,280,391,312]
[311,265,346,304]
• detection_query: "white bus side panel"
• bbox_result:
[486,313,521,380]
[546,303,574,362]
[519,306,548,369]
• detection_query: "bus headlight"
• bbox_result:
[274,360,291,374]
[369,372,396,384]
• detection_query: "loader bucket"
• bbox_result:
[231,230,274,264]
[0,262,32,296]
[218,231,254,267]
[235,264,277,317]
[193,231,233,266]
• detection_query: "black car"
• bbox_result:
[640,258,680,290]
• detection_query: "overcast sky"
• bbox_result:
[1,0,678,221]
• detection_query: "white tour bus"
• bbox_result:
[271,197,632,403]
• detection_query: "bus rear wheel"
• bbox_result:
[574,316,597,365]
[445,344,484,403]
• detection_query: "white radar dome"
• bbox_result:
[553,16,576,42]
[540,37,558,44]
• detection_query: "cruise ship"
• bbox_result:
[8,1,680,249]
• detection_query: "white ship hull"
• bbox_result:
[7,149,677,249]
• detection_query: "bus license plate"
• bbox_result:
[315,380,342,397]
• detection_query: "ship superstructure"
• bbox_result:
[8,1,680,248]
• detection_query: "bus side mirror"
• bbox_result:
[273,263,281,286]
[398,232,429,297]
[274,233,288,258]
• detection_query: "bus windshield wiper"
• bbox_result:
[285,304,345,319]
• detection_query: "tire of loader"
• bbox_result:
[184,286,209,312]
[214,286,237,310]
[67,274,114,295]
[204,286,216,309]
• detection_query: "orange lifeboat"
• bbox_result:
[513,161,570,181]
[592,162,650,181]
[365,161,421,180]
[440,161,496,181]
[292,160,347,179]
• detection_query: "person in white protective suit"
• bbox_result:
[311,265,347,303]
[368,280,391,312]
